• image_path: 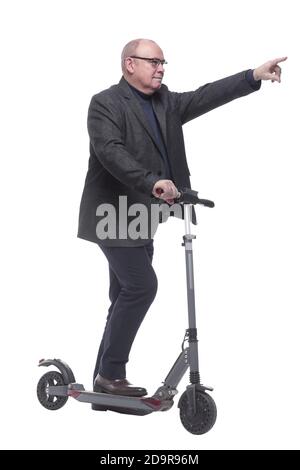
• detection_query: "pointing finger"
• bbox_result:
[271,56,288,66]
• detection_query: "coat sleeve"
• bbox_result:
[169,70,261,125]
[87,94,160,195]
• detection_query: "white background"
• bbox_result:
[1,0,299,450]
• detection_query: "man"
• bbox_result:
[77,39,286,407]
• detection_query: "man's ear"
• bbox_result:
[125,57,134,75]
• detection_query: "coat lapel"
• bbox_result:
[117,77,167,153]
[116,78,156,143]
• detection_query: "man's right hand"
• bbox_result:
[152,179,180,204]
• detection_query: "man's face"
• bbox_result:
[125,42,166,94]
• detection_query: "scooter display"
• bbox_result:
[37,188,217,435]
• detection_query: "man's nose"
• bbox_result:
[156,63,164,73]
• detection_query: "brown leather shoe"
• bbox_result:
[94,373,147,397]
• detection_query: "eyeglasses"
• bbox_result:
[129,56,168,68]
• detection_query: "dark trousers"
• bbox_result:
[93,240,157,381]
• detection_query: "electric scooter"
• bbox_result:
[36,188,217,435]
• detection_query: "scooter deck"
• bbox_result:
[59,384,174,415]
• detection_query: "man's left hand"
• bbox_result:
[253,56,287,83]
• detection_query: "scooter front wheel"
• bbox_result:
[37,371,68,410]
[178,390,217,435]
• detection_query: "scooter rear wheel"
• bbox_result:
[178,390,217,435]
[37,371,68,410]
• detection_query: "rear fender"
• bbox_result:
[38,358,75,384]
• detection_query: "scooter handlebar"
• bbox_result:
[176,188,215,208]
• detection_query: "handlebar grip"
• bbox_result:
[177,188,215,207]
[197,198,215,208]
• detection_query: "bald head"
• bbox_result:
[121,39,162,74]
[121,38,166,94]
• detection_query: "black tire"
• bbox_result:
[179,390,217,435]
[37,371,68,410]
